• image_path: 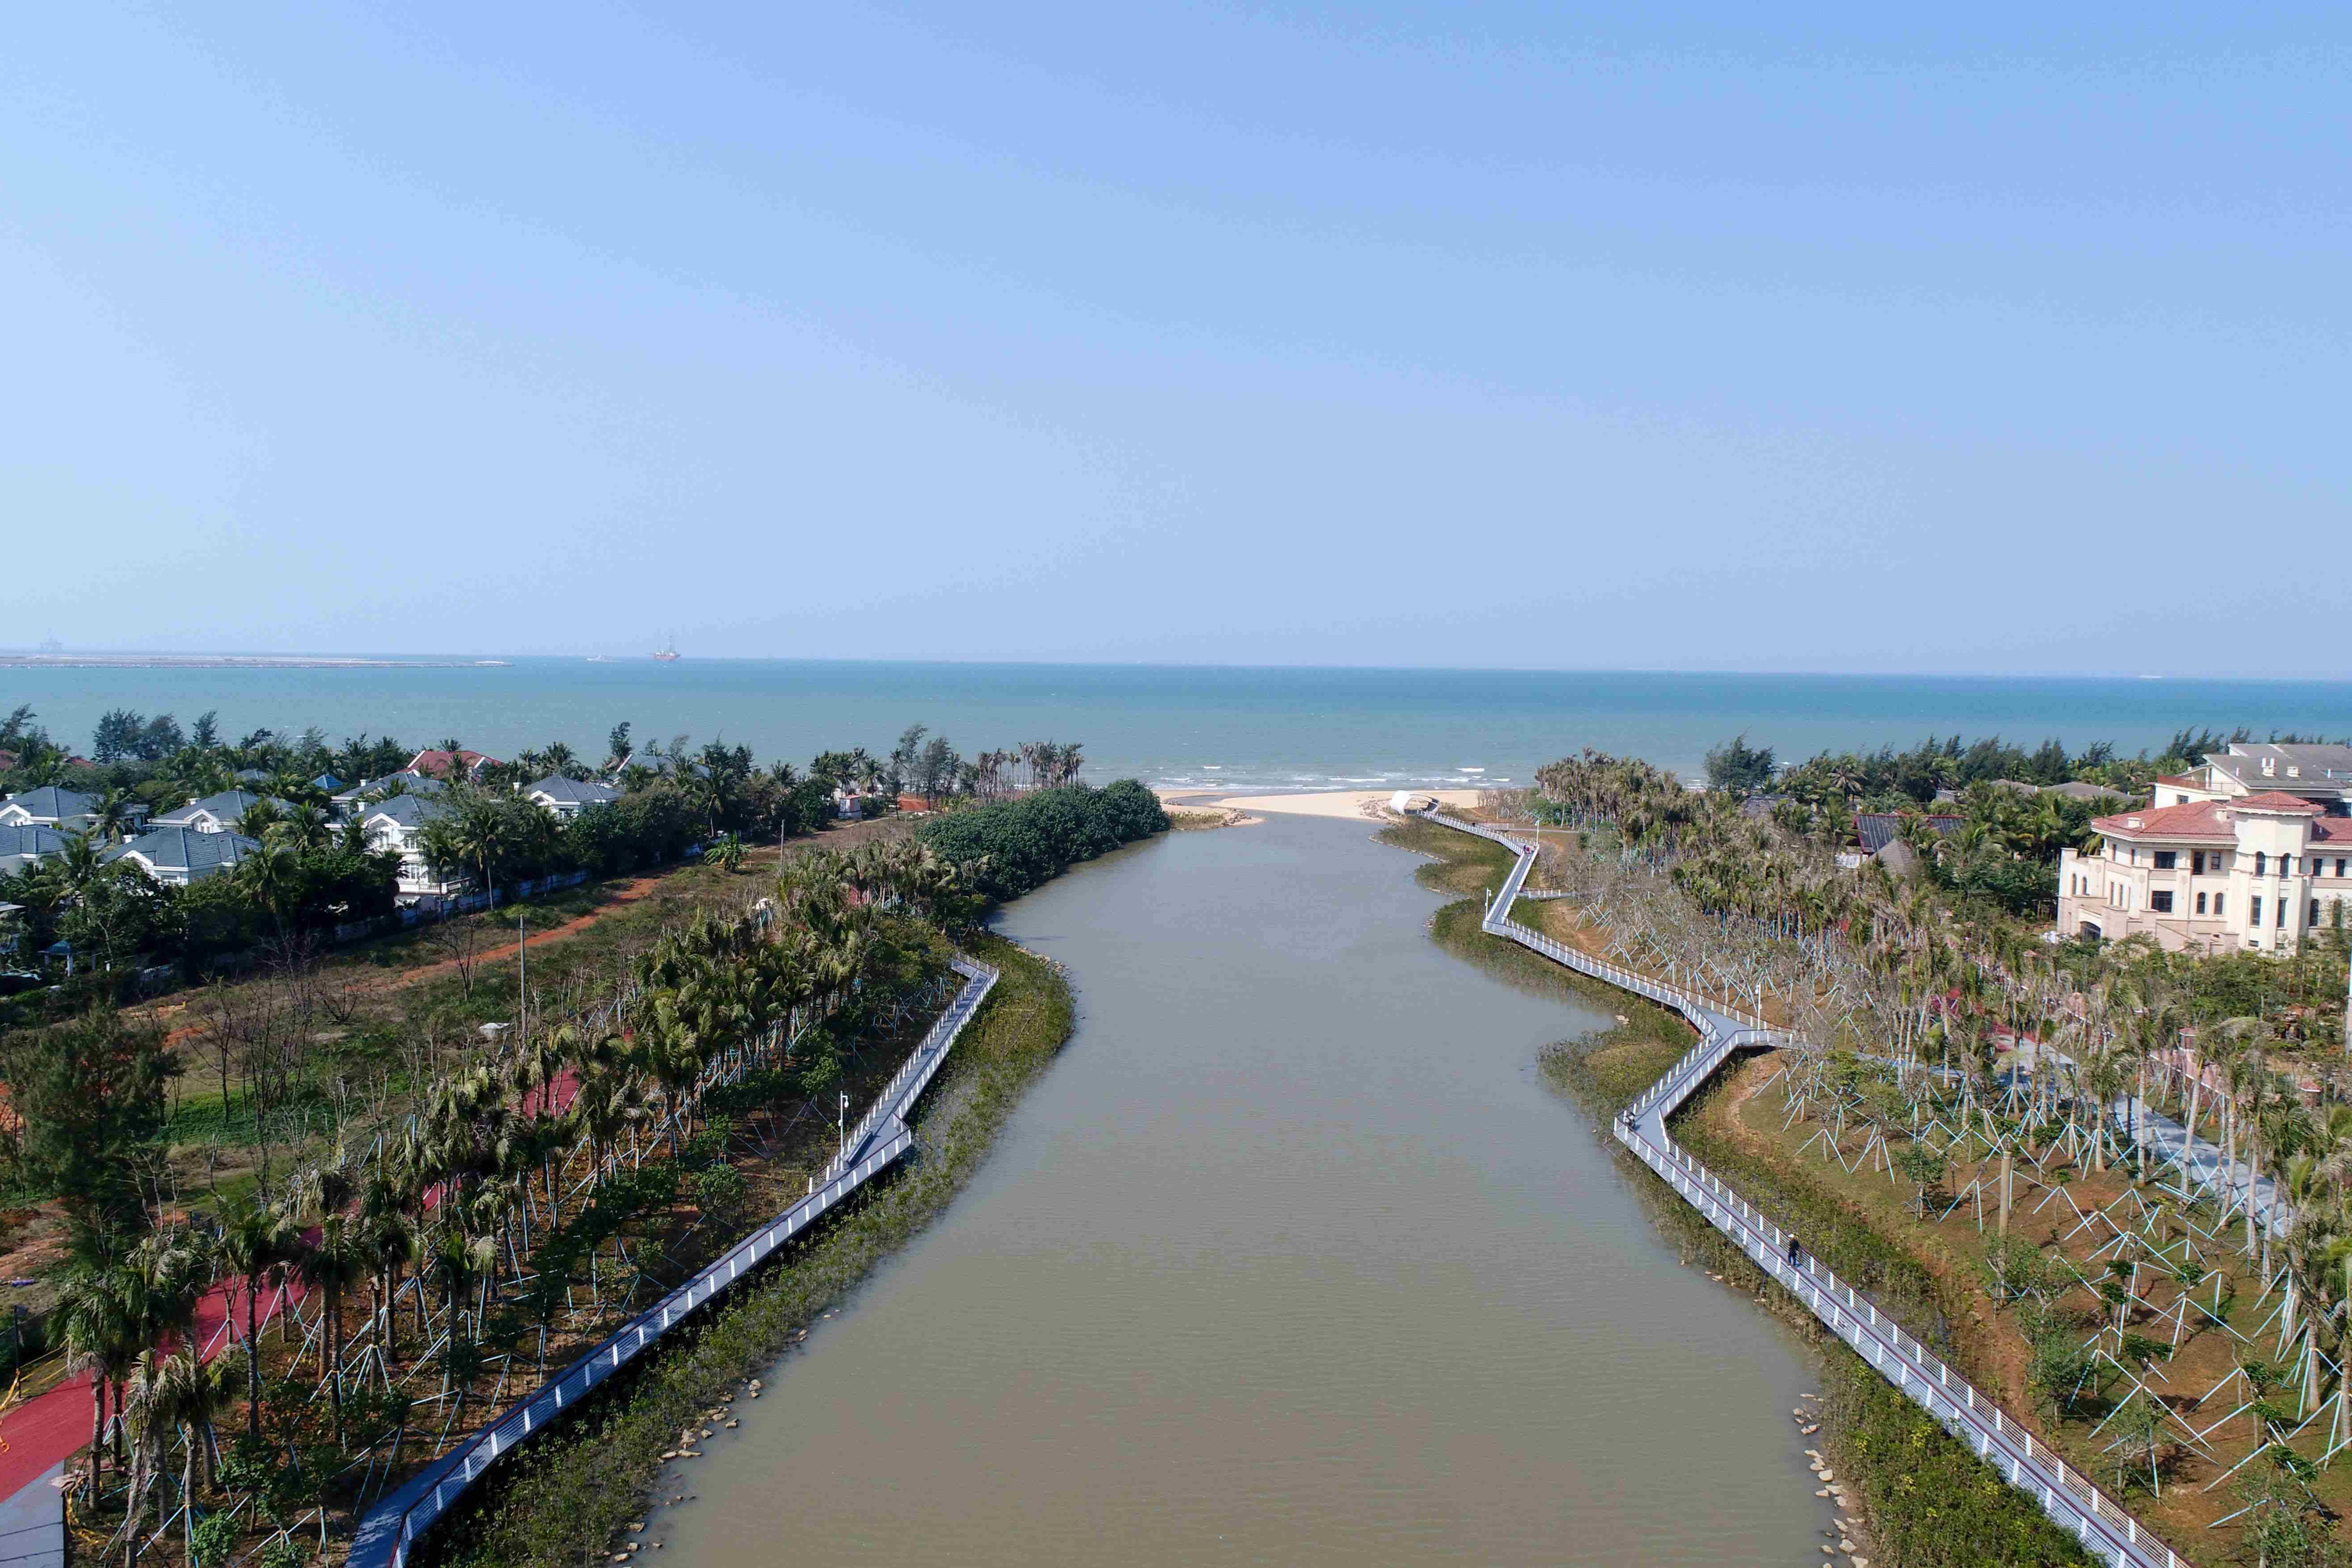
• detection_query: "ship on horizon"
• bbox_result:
[651,632,681,662]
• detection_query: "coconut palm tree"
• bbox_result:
[121,1346,235,1565]
[55,1264,137,1486]
[265,802,331,856]
[87,790,141,845]
[215,1199,297,1442]
[299,1214,369,1440]
[231,842,303,939]
[358,1179,417,1366]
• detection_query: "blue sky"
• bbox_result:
[4,4,2345,674]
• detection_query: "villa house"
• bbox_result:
[2055,791,2352,953]
[103,827,261,886]
[0,824,70,875]
[0,786,99,834]
[522,776,621,819]
[155,789,283,834]
[359,793,463,900]
[331,772,447,819]
[2150,742,2352,812]
[405,748,501,782]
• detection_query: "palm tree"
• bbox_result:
[88,790,141,844]
[419,791,521,903]
[55,1264,136,1486]
[265,802,331,855]
[231,842,303,938]
[215,1200,296,1442]
[358,1183,417,1366]
[52,832,106,897]
[299,1215,369,1440]
[122,1347,235,1566]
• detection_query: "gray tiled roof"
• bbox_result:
[155,789,280,827]
[334,772,447,803]
[2042,780,2129,803]
[2209,743,2352,790]
[0,823,71,863]
[104,827,262,877]
[524,776,621,807]
[361,793,452,829]
[0,786,96,823]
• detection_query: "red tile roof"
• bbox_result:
[2091,800,2233,840]
[2095,792,2352,844]
[2233,790,2326,814]
[406,748,501,779]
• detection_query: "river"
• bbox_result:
[661,813,1829,1564]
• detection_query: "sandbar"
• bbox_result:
[1156,788,1485,820]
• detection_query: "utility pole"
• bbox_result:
[838,1091,850,1161]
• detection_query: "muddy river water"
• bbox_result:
[664,813,1829,1564]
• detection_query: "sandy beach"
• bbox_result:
[1157,788,1485,820]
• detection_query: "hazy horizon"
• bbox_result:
[8,6,2346,676]
[12,648,2352,686]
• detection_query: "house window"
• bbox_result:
[2176,795,2190,805]
[2151,891,2174,913]
[2255,852,2267,875]
[2339,858,2348,878]
[2154,850,2177,869]
[2312,900,2322,928]
[2251,895,2263,926]
[2278,898,2288,928]
[2214,894,2225,917]
[2196,891,2208,914]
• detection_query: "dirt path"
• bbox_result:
[136,870,683,1048]
[137,820,911,1047]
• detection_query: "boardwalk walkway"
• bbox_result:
[346,954,1000,1568]
[1419,810,2188,1568]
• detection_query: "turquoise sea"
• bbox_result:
[5,661,2348,792]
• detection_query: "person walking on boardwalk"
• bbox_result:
[1786,1234,1804,1270]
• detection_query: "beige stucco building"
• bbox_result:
[2056,789,2352,953]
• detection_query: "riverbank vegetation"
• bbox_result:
[0,690,1162,1567]
[434,934,1075,1568]
[1473,747,2352,1562]
[34,834,980,1567]
[918,780,1168,901]
[1389,813,2095,1564]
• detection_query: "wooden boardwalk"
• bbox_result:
[347,956,1000,1568]
[1421,810,2188,1568]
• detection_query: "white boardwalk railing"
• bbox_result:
[1417,810,2187,1568]
[347,956,1000,1568]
